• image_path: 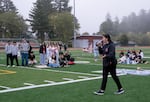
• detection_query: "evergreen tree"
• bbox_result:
[29,0,77,42]
[0,0,17,13]
[0,12,27,38]
[29,0,55,42]
[49,12,76,43]
[100,13,114,35]
[119,34,128,46]
[53,0,71,12]
[0,0,27,38]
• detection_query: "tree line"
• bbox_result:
[1,0,150,45]
[100,9,150,46]
[0,0,79,43]
[0,0,27,38]
[29,0,79,43]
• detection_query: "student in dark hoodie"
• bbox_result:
[94,34,124,95]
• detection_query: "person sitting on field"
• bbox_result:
[47,54,60,68]
[118,52,126,64]
[59,53,68,67]
[138,49,144,59]
[64,51,75,65]
[28,51,37,65]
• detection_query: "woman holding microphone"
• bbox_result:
[94,34,124,95]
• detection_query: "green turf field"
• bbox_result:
[0,47,150,102]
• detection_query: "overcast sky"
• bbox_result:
[13,0,150,34]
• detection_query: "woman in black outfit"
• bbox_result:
[94,34,124,95]
[39,42,46,65]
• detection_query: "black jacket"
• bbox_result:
[39,45,46,53]
[98,42,117,67]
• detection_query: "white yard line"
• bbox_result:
[27,67,100,77]
[1,63,149,69]
[0,86,11,89]
[0,73,126,94]
[24,83,35,86]
[0,64,6,67]
[62,78,74,81]
[44,80,56,84]
[75,63,150,70]
[92,70,103,73]
[2,64,134,75]
[0,76,102,93]
[0,64,100,77]
[0,64,126,94]
[144,56,150,58]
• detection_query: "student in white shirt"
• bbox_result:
[12,41,19,66]
[5,41,13,67]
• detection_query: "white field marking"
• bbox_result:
[0,86,11,89]
[0,64,99,77]
[143,56,150,58]
[92,70,103,73]
[62,78,74,81]
[74,61,90,64]
[0,76,102,94]
[24,83,35,86]
[27,67,100,77]
[1,64,99,77]
[70,61,101,65]
[1,63,135,76]
[0,73,126,94]
[0,64,6,67]
[35,65,48,68]
[91,69,129,75]
[78,76,89,79]
[1,63,149,74]
[44,80,56,84]
[79,63,150,70]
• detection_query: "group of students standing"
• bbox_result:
[39,42,74,68]
[5,39,73,68]
[5,39,32,67]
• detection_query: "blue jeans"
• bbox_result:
[40,53,46,65]
[48,63,60,68]
[21,53,28,66]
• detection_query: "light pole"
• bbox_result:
[73,0,76,47]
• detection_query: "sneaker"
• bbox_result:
[93,90,104,95]
[7,65,10,68]
[12,65,16,67]
[114,89,124,95]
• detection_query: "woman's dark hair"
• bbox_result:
[102,34,112,42]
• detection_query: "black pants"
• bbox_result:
[12,55,19,66]
[6,54,13,66]
[100,63,122,91]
